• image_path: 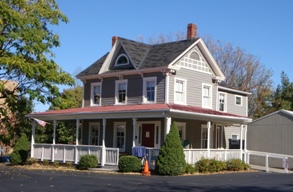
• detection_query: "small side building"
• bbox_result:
[247,110,293,168]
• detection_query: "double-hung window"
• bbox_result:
[115,80,127,104]
[91,82,101,106]
[202,84,212,108]
[143,77,157,103]
[174,78,186,104]
[218,92,227,112]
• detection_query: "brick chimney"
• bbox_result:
[187,23,197,40]
[112,36,118,47]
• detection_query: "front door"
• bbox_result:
[141,124,155,147]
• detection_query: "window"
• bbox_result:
[231,134,239,145]
[143,77,157,103]
[114,122,126,152]
[176,122,186,143]
[202,84,212,108]
[115,54,129,66]
[190,52,200,60]
[91,82,101,106]
[115,80,127,104]
[174,78,186,104]
[88,123,100,145]
[235,95,243,106]
[201,125,208,149]
[218,92,227,112]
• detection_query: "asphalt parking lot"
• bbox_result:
[1,165,293,192]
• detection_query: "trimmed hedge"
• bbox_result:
[226,158,250,171]
[78,154,98,170]
[118,156,142,172]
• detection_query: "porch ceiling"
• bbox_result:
[26,103,252,124]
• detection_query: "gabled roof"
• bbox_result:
[77,53,108,77]
[250,109,293,124]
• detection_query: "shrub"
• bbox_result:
[209,159,224,173]
[185,163,196,174]
[156,122,186,176]
[43,159,49,166]
[10,133,30,165]
[28,158,38,165]
[66,161,73,168]
[118,156,142,172]
[226,158,249,171]
[54,160,59,167]
[78,154,98,170]
[195,158,210,173]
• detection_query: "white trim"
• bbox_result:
[90,82,102,106]
[201,124,208,149]
[174,77,187,105]
[235,95,243,106]
[136,121,161,148]
[218,86,251,95]
[165,75,169,103]
[115,79,128,105]
[246,96,248,117]
[113,122,126,152]
[218,91,227,112]
[88,122,100,145]
[115,54,129,66]
[202,83,213,109]
[142,76,157,103]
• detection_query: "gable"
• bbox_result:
[109,45,135,70]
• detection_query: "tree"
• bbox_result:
[156,122,186,176]
[271,72,293,111]
[10,133,30,165]
[0,0,74,147]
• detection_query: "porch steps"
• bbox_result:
[88,165,119,172]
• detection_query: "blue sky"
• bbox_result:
[35,0,293,112]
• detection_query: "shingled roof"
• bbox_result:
[77,37,199,77]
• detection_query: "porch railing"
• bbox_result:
[145,148,242,169]
[32,144,119,165]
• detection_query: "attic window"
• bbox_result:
[190,52,200,60]
[115,54,129,66]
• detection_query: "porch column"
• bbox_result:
[76,119,79,145]
[101,118,106,166]
[240,125,243,160]
[207,121,211,158]
[165,117,171,139]
[132,118,137,148]
[52,120,56,162]
[30,121,36,158]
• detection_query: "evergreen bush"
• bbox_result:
[195,158,210,173]
[118,155,142,172]
[185,163,196,174]
[10,133,30,165]
[226,158,249,171]
[78,154,98,170]
[156,122,186,176]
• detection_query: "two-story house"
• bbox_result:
[27,23,252,166]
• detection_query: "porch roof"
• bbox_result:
[27,104,252,124]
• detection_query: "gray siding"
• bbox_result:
[224,126,243,149]
[247,111,293,168]
[83,73,165,107]
[225,91,247,116]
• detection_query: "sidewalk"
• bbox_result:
[250,164,293,174]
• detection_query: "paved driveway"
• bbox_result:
[1,165,293,192]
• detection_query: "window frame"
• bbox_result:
[115,54,129,66]
[235,95,243,106]
[115,79,128,105]
[231,133,239,145]
[218,92,227,112]
[201,124,208,149]
[113,122,126,152]
[90,82,102,106]
[143,77,157,103]
[175,122,186,143]
[202,83,213,109]
[174,78,187,104]
[88,122,100,145]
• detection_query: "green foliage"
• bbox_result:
[10,133,30,165]
[185,163,196,174]
[118,156,142,172]
[226,159,250,171]
[195,158,227,173]
[209,159,225,173]
[66,161,73,168]
[78,154,98,170]
[50,86,83,110]
[0,0,74,148]
[54,160,59,167]
[195,158,210,173]
[156,122,186,176]
[43,159,49,166]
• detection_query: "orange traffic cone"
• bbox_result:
[142,160,151,176]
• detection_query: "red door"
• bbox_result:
[142,124,155,147]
